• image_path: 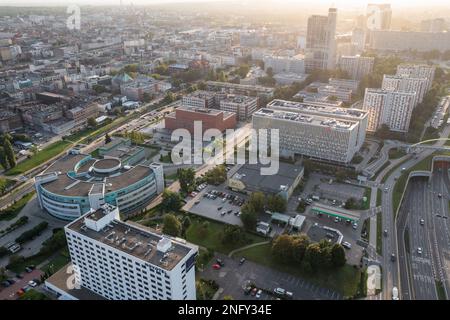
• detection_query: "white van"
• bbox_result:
[392,287,399,300]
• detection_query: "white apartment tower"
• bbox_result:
[63,204,198,300]
[381,74,428,106]
[338,55,374,80]
[396,64,436,91]
[362,89,416,133]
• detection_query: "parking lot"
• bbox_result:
[0,269,43,300]
[183,184,247,226]
[200,253,342,300]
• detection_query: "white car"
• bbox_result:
[342,241,352,249]
[417,247,423,254]
[256,289,262,299]
[274,287,285,296]
[392,287,399,300]
[28,280,37,287]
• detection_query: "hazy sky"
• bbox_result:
[0,0,449,8]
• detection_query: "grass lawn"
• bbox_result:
[376,212,382,255]
[238,243,361,298]
[5,140,72,176]
[0,192,35,221]
[90,149,100,158]
[19,289,50,300]
[0,178,15,195]
[159,154,173,163]
[376,189,382,207]
[164,172,178,180]
[185,217,266,255]
[42,249,71,275]
[7,253,49,274]
[388,148,406,160]
[381,158,409,184]
[436,280,447,300]
[362,188,371,210]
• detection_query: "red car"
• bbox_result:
[212,263,221,270]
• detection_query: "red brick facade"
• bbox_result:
[165,107,237,134]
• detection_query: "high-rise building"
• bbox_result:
[252,99,368,163]
[305,8,337,72]
[48,204,198,300]
[420,18,446,33]
[381,74,428,106]
[366,4,392,31]
[338,55,374,80]
[362,89,416,133]
[396,64,436,91]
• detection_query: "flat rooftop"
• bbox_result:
[67,218,194,271]
[231,162,303,194]
[40,153,155,197]
[267,99,367,120]
[254,108,358,130]
[46,263,105,300]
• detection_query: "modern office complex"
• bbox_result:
[181,90,216,109]
[263,55,305,74]
[218,94,258,120]
[34,152,164,220]
[305,8,337,71]
[338,55,374,80]
[362,88,416,132]
[206,81,274,99]
[46,204,198,300]
[252,99,368,163]
[381,74,428,106]
[370,30,450,53]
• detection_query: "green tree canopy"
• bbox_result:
[162,213,182,237]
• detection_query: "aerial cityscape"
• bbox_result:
[0,0,449,305]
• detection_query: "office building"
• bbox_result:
[329,78,359,91]
[366,4,392,31]
[218,94,258,121]
[381,74,428,106]
[252,99,368,163]
[317,85,352,103]
[263,55,305,74]
[370,30,450,53]
[165,106,237,134]
[338,55,374,80]
[206,81,274,100]
[362,88,416,132]
[182,90,216,109]
[305,8,337,71]
[46,204,198,300]
[34,153,164,220]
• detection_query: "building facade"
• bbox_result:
[34,152,164,220]
[338,55,374,80]
[362,88,416,132]
[381,74,428,106]
[61,204,198,300]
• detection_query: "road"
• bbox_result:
[379,124,450,300]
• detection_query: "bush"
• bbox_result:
[15,222,48,244]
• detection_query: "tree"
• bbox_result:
[0,146,8,169]
[331,243,346,267]
[267,195,287,213]
[161,189,182,212]
[105,133,112,144]
[3,138,15,168]
[240,203,257,230]
[221,225,245,245]
[271,234,294,262]
[248,192,265,214]
[344,197,358,209]
[177,168,196,193]
[181,216,191,237]
[303,242,323,271]
[163,91,175,104]
[162,214,182,237]
[203,165,227,185]
[87,117,97,128]
[291,234,310,263]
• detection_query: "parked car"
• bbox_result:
[239,258,246,265]
[212,264,221,270]
[342,241,352,249]
[256,289,262,299]
[273,287,286,296]
[216,258,225,267]
[28,280,37,287]
[251,288,258,296]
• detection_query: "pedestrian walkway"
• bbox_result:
[228,241,270,258]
